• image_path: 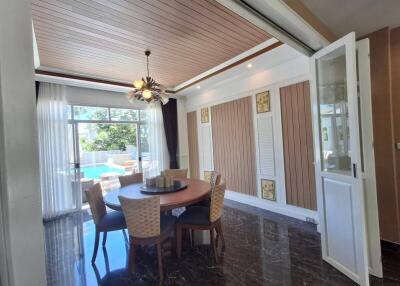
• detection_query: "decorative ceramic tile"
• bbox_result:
[256,91,270,113]
[261,179,276,201]
[203,170,212,183]
[201,107,209,123]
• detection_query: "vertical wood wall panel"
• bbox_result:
[280,81,317,210]
[367,28,400,243]
[390,27,400,243]
[211,96,257,196]
[187,111,200,179]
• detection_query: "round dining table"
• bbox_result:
[104,178,211,212]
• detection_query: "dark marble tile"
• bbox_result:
[43,200,400,286]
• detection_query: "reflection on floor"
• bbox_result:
[44,200,400,286]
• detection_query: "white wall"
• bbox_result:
[65,85,148,109]
[179,44,318,222]
[0,0,47,285]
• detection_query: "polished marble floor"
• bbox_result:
[44,200,400,286]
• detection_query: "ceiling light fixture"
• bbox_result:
[127,50,169,105]
[247,63,253,68]
[196,85,201,89]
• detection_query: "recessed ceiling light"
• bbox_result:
[247,63,253,68]
[196,85,201,89]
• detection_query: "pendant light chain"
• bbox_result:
[146,53,150,78]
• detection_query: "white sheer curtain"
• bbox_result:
[37,82,75,220]
[144,102,169,178]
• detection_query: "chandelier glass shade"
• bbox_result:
[127,50,169,105]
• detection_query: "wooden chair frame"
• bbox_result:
[176,218,225,262]
[127,222,175,280]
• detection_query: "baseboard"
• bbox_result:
[225,190,319,224]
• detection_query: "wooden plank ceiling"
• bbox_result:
[31,0,272,88]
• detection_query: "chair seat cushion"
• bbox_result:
[178,206,210,225]
[161,214,177,234]
[98,211,127,231]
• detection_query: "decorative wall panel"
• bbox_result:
[280,81,317,210]
[211,96,257,196]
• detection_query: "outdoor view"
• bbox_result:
[68,105,149,200]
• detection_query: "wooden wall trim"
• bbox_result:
[211,96,257,196]
[280,81,316,210]
[187,111,200,179]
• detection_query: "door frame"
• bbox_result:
[357,39,383,278]
[310,32,370,285]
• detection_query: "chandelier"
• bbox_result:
[127,50,169,105]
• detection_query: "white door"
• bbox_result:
[310,32,369,285]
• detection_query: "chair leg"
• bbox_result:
[102,232,107,247]
[216,221,225,250]
[189,229,194,247]
[122,229,128,243]
[128,240,136,273]
[210,228,218,263]
[157,242,164,281]
[176,224,182,259]
[92,229,100,263]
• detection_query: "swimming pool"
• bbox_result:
[81,164,125,179]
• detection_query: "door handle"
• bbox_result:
[74,163,80,169]
[352,163,357,178]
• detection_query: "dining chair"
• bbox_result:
[164,168,188,179]
[118,172,143,187]
[176,180,226,262]
[189,170,221,208]
[118,195,176,280]
[85,183,127,263]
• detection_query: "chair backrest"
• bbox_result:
[203,171,221,189]
[119,172,143,187]
[118,196,160,238]
[209,180,226,223]
[164,169,188,179]
[85,183,107,225]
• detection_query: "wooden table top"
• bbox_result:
[104,178,211,211]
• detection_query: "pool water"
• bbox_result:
[81,164,125,179]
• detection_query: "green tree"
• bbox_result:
[81,124,137,152]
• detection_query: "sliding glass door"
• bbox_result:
[68,105,147,206]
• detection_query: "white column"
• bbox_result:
[0,0,47,285]
[177,97,189,169]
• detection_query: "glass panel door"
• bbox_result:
[139,124,150,174]
[77,122,138,193]
[68,123,81,210]
[311,32,369,285]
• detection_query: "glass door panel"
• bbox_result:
[77,122,138,193]
[68,123,81,209]
[139,125,150,174]
[316,46,351,174]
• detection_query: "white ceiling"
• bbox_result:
[299,0,400,38]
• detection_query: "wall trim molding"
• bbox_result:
[225,190,319,223]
